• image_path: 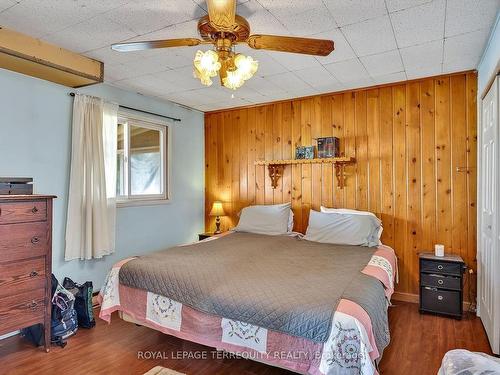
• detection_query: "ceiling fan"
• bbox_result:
[112,0,335,90]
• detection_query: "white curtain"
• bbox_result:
[65,94,119,261]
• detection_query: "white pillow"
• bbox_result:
[304,210,381,247]
[234,203,292,235]
[287,210,294,232]
[320,206,383,241]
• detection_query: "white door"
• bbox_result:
[478,76,499,354]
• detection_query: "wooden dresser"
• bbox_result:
[0,195,55,352]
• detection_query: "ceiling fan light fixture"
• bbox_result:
[223,69,245,90]
[193,49,221,78]
[234,54,258,81]
[193,66,213,86]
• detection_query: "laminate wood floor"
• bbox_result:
[0,302,492,375]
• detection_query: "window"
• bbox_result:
[116,112,169,206]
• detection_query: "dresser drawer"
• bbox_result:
[0,200,47,225]
[421,273,462,290]
[0,257,46,297]
[0,222,49,262]
[420,259,462,276]
[421,287,461,316]
[0,288,45,335]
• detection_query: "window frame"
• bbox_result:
[116,110,171,208]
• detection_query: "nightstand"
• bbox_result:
[198,232,215,241]
[419,253,466,319]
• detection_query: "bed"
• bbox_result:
[99,232,397,375]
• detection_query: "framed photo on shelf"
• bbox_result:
[295,146,315,159]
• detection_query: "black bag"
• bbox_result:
[21,274,78,348]
[62,277,96,329]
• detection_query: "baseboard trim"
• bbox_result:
[392,292,419,303]
[391,291,474,312]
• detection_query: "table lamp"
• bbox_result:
[209,201,226,234]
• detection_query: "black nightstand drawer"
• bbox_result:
[420,259,462,276]
[421,273,462,290]
[420,287,461,316]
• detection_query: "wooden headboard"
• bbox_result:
[204,71,477,300]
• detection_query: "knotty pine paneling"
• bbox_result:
[205,72,478,299]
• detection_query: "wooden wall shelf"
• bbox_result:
[254,157,355,189]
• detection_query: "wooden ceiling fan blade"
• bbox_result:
[206,0,236,28]
[247,35,334,56]
[111,38,203,52]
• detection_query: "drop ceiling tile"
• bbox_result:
[340,77,376,90]
[44,13,137,53]
[126,19,201,42]
[0,0,15,12]
[405,64,442,80]
[265,71,313,93]
[86,46,144,66]
[385,0,433,12]
[269,51,323,71]
[257,0,326,17]
[390,0,445,48]
[293,65,339,87]
[400,39,443,70]
[271,5,338,36]
[238,0,289,35]
[324,58,370,83]
[0,0,129,37]
[372,71,406,84]
[289,85,320,96]
[313,81,346,95]
[112,74,163,93]
[341,15,397,57]
[105,63,156,82]
[360,49,403,77]
[313,28,356,65]
[243,75,288,97]
[106,0,197,35]
[445,0,499,37]
[443,28,491,71]
[323,0,387,27]
[152,68,200,93]
[230,86,269,102]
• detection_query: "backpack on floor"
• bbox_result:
[62,277,96,329]
[21,274,78,348]
[51,274,78,347]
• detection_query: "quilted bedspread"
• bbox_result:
[119,233,389,351]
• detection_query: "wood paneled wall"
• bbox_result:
[204,72,477,298]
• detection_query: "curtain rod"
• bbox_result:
[69,92,181,122]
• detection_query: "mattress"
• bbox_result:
[99,233,397,375]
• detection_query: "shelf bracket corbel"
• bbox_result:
[335,162,348,189]
[268,164,285,189]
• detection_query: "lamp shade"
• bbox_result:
[209,201,225,217]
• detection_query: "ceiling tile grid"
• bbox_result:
[0,0,498,111]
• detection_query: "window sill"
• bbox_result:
[117,198,170,208]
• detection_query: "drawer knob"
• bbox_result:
[437,265,443,270]
[32,206,38,214]
[438,279,444,285]
[29,271,39,277]
[437,295,443,301]
[31,236,40,244]
[27,301,38,310]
